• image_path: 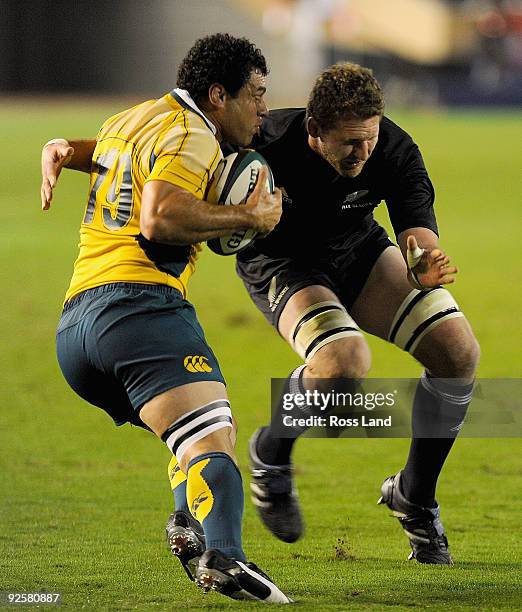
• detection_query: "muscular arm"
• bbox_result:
[62,139,96,172]
[42,139,282,245]
[141,168,281,245]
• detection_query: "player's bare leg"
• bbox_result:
[250,285,371,542]
[351,245,480,563]
[141,382,291,602]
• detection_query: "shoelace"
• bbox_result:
[254,469,293,495]
[400,516,447,547]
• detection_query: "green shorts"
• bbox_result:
[56,283,225,427]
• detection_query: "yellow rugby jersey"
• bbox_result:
[64,89,223,303]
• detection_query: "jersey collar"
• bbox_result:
[170,88,217,136]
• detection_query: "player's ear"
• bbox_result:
[208,83,227,109]
[307,116,321,139]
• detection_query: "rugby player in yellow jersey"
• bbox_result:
[40,33,292,604]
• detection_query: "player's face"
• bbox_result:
[222,70,268,147]
[313,115,381,178]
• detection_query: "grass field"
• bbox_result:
[1,100,521,610]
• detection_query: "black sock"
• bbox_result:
[402,372,474,507]
[257,366,361,464]
[401,438,455,507]
[257,365,306,465]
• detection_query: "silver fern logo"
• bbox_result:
[268,275,290,312]
[342,190,371,209]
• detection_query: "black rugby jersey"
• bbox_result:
[237,108,437,263]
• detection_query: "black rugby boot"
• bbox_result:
[378,471,453,564]
[195,549,292,603]
[248,427,304,543]
[166,510,205,580]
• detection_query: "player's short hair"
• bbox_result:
[176,33,268,103]
[307,62,384,131]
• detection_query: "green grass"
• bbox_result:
[1,100,521,610]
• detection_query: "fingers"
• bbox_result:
[406,235,417,251]
[406,235,425,269]
[418,248,451,269]
[244,167,269,205]
[41,178,53,210]
[40,143,74,211]
[253,166,268,194]
[406,235,423,260]
[440,265,458,276]
[41,166,55,210]
[41,158,60,186]
[439,274,456,285]
[437,264,458,286]
[434,255,450,266]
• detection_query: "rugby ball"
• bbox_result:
[206,150,274,255]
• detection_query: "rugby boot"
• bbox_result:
[195,548,293,603]
[248,427,303,543]
[378,471,453,564]
[166,510,205,580]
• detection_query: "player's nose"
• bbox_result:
[258,98,268,117]
[351,141,372,162]
[355,140,371,161]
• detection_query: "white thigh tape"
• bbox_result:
[388,288,463,354]
[290,300,362,362]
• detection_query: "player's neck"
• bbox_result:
[199,107,223,143]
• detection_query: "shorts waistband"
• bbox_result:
[63,283,183,312]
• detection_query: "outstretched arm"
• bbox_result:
[397,227,458,289]
[40,138,96,210]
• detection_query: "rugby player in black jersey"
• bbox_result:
[242,63,479,564]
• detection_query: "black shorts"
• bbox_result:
[56,283,225,427]
[236,224,394,328]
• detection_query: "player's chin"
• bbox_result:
[238,130,257,148]
[237,137,252,148]
[340,164,364,178]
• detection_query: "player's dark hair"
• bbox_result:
[307,62,384,131]
[176,33,268,103]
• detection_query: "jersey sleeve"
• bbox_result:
[146,116,222,198]
[384,138,438,238]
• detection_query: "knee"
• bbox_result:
[432,333,480,379]
[307,337,371,381]
[179,429,236,473]
[451,334,480,378]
